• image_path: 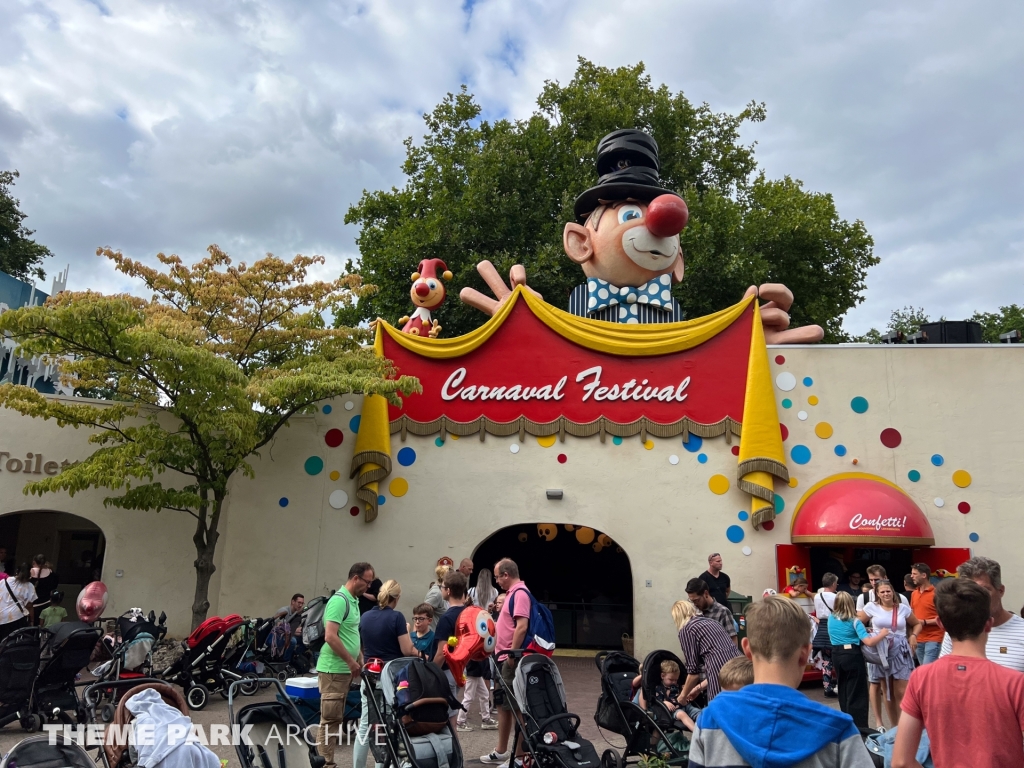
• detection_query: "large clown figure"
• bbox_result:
[460,129,824,344]
[399,258,453,338]
[443,605,497,685]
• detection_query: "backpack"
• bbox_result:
[594,651,639,735]
[301,592,337,652]
[506,586,556,656]
[268,620,291,659]
[397,661,455,736]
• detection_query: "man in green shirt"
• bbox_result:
[317,561,374,768]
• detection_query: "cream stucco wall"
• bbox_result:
[1,344,1022,648]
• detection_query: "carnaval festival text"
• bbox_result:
[440,366,691,404]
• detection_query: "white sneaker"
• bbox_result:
[480,719,499,730]
[457,723,473,732]
[497,759,523,768]
[480,751,510,764]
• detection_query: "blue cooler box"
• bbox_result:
[285,676,320,700]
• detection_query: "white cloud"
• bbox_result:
[0,0,1021,332]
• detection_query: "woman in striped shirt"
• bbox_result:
[673,599,742,703]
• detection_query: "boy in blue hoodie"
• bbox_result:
[689,596,874,768]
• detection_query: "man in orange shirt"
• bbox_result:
[910,563,943,664]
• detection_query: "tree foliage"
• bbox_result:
[856,306,931,343]
[858,303,1024,344]
[0,247,419,628]
[344,59,876,342]
[0,170,51,282]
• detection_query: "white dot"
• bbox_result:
[588,279,597,288]
[661,290,672,301]
[510,444,520,454]
[597,288,608,299]
[619,306,629,319]
[588,296,597,308]
[626,318,639,324]
[344,401,355,411]
[609,285,619,295]
[648,284,659,294]
[797,410,808,421]
[329,490,348,509]
[638,294,649,303]
[742,546,752,556]
[626,294,637,304]
[669,454,679,465]
[934,497,944,508]
[660,275,671,286]
[629,304,638,315]
[775,372,797,391]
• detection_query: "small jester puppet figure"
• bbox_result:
[443,605,497,685]
[400,258,453,338]
[460,129,823,344]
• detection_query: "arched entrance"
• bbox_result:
[473,523,633,650]
[0,511,106,595]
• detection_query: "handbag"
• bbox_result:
[812,593,835,650]
[861,603,898,667]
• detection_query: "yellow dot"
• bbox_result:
[329,470,340,481]
[814,422,833,439]
[708,474,730,495]
[808,395,819,406]
[575,527,595,545]
[537,435,557,448]
[388,477,409,497]
[449,434,459,440]
[644,440,654,450]
[952,470,972,488]
[788,477,798,488]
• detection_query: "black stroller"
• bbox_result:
[229,678,325,768]
[29,622,102,727]
[0,626,44,731]
[365,657,463,768]
[0,732,95,768]
[497,651,601,768]
[593,650,691,768]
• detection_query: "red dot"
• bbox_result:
[557,454,567,464]
[325,428,344,448]
[958,501,971,514]
[762,520,775,531]
[774,355,786,365]
[780,424,789,441]
[349,506,360,516]
[731,445,740,456]
[880,428,902,448]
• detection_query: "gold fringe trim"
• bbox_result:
[737,458,789,484]
[738,478,775,505]
[391,414,743,441]
[792,535,935,546]
[357,485,379,523]
[751,506,776,529]
[349,450,391,521]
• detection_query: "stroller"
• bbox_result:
[365,657,463,768]
[499,652,601,768]
[90,610,168,719]
[28,621,102,728]
[0,626,44,731]
[160,613,258,710]
[229,678,325,768]
[229,617,311,684]
[0,732,95,768]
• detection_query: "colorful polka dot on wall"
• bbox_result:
[742,546,752,556]
[708,475,730,495]
[969,532,980,543]
[775,355,786,365]
[349,415,361,433]
[304,456,324,475]
[322,405,332,414]
[851,397,869,414]
[781,399,792,409]
[435,437,444,447]
[325,428,343,448]
[908,470,921,482]
[776,372,797,391]
[780,424,789,441]
[775,495,785,513]
[279,498,288,507]
[952,470,972,488]
[330,470,340,481]
[808,396,819,406]
[726,525,744,543]
[797,410,808,421]
[397,447,416,466]
[669,455,679,465]
[683,435,703,453]
[644,440,654,450]
[350,506,360,516]
[880,428,902,448]
[834,445,847,457]
[612,436,623,445]
[788,477,798,488]
[389,478,409,497]
[958,502,971,514]
[934,498,944,508]
[537,435,557,448]
[931,454,944,466]
[378,495,386,506]
[344,401,355,411]
[697,454,708,464]
[802,377,813,387]
[557,453,567,464]
[731,446,740,456]
[762,520,775,531]
[329,490,349,509]
[509,444,520,454]
[738,511,749,522]
[790,445,811,464]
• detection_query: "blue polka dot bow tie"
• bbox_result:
[586,274,673,322]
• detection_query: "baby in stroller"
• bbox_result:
[635,659,702,732]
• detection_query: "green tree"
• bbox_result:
[0,247,418,629]
[0,170,51,282]
[970,305,1024,343]
[344,58,876,342]
[856,306,930,343]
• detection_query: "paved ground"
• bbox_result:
[0,656,878,766]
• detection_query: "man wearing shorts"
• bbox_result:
[481,558,529,768]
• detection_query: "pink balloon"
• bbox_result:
[76,581,108,622]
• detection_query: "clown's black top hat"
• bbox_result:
[573,129,682,222]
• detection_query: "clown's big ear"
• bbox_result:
[671,252,685,283]
[563,223,594,265]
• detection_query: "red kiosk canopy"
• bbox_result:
[790,472,935,546]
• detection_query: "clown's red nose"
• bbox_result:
[414,282,430,297]
[645,194,689,238]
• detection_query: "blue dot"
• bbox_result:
[969,532,979,543]
[931,454,944,466]
[790,445,811,465]
[775,494,786,513]
[803,377,813,387]
[378,495,386,506]
[612,436,623,445]
[726,525,745,544]
[397,447,416,466]
[908,469,921,482]
[738,511,749,522]
[279,498,289,507]
[834,445,847,457]
[322,405,332,414]
[349,415,361,433]
[851,397,869,414]
[781,398,792,409]
[697,453,708,464]
[304,456,324,475]
[435,437,444,447]
[683,435,703,453]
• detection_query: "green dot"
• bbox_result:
[304,456,324,475]
[908,469,921,482]
[612,436,623,445]
[781,399,792,409]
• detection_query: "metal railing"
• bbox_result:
[545,602,632,649]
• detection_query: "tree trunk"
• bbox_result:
[190,493,223,631]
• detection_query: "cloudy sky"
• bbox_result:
[1,0,1021,334]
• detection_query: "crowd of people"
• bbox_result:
[0,552,69,640]
[301,550,1023,768]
